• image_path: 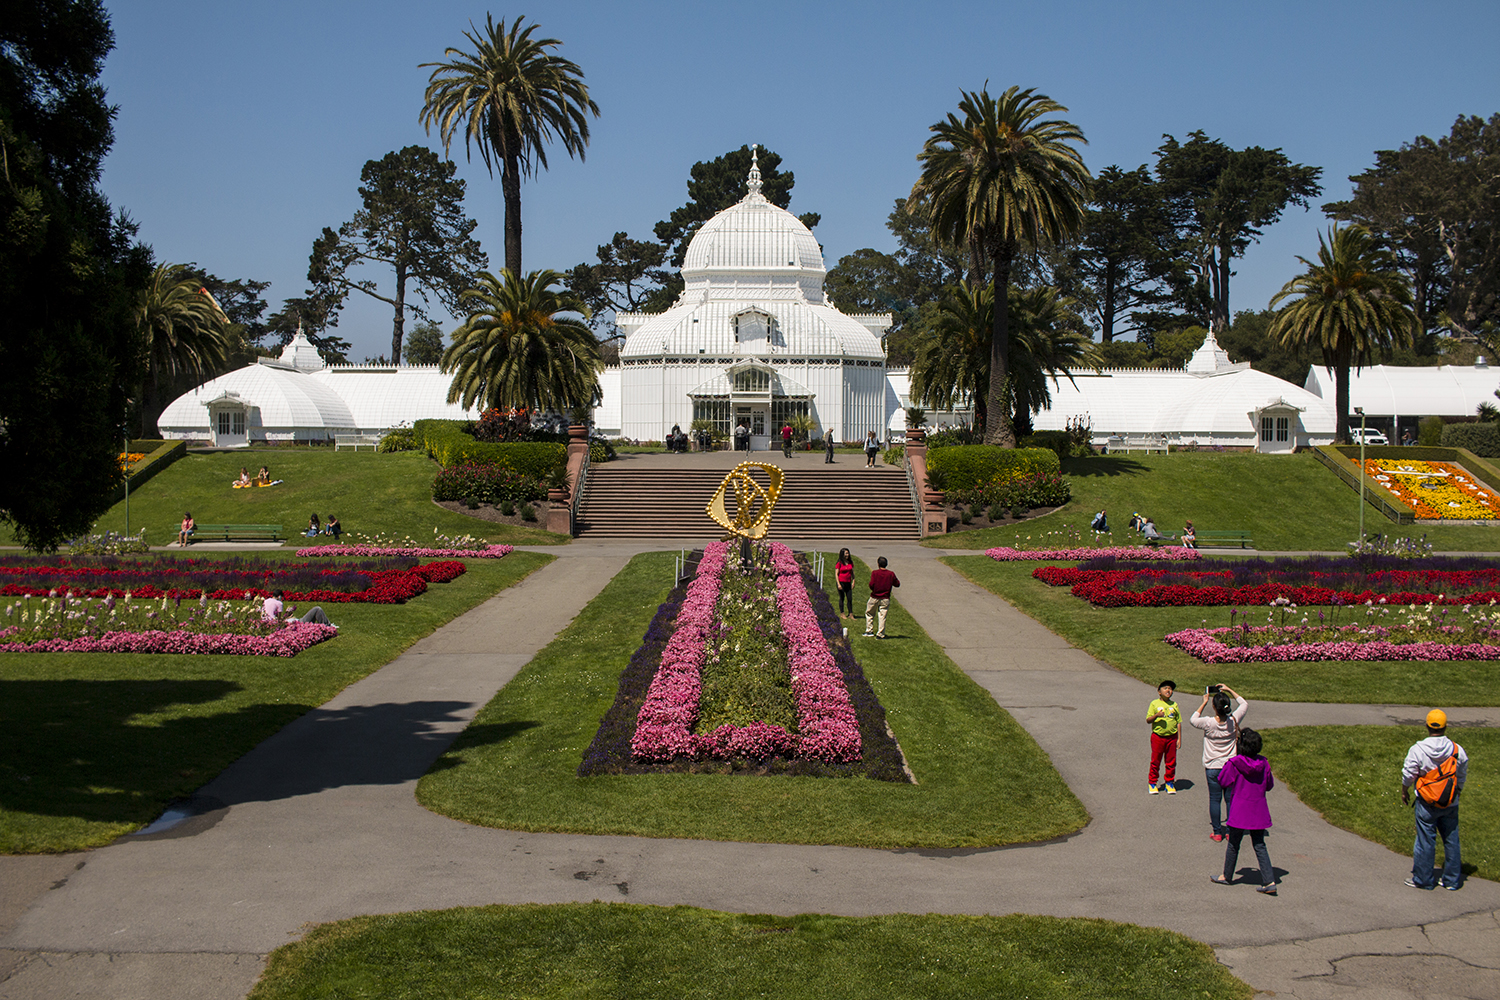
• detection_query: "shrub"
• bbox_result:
[987,504,1004,521]
[926,445,1060,493]
[519,503,537,522]
[432,463,544,504]
[1440,421,1500,457]
[1019,430,1073,461]
[589,438,617,463]
[883,444,905,466]
[925,427,980,448]
[377,427,417,453]
[960,509,973,524]
[959,470,1071,512]
[1419,415,1445,447]
[414,419,567,478]
[498,499,515,516]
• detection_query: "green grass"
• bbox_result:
[48,448,568,547]
[0,551,553,853]
[940,556,1500,705]
[929,452,1500,551]
[247,903,1251,1000]
[417,553,1087,848]
[1269,726,1496,883]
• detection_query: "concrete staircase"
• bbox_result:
[577,460,919,540]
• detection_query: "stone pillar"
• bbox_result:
[906,429,947,537]
[546,425,591,536]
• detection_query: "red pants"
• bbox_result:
[1149,732,1178,784]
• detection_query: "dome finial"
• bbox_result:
[746,143,763,200]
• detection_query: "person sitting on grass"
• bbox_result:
[177,511,195,547]
[326,515,341,541]
[1182,520,1197,549]
[261,589,336,628]
[305,513,321,538]
[257,465,271,485]
[1142,517,1164,545]
[236,467,251,487]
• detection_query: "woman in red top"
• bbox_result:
[835,548,855,618]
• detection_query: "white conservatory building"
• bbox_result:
[1029,331,1339,452]
[1304,360,1500,441]
[157,330,483,446]
[612,148,892,448]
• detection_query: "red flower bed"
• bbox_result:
[0,560,466,605]
[1034,565,1500,608]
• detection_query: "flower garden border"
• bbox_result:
[579,545,908,780]
[0,621,337,657]
[987,545,1200,562]
[1165,626,1500,663]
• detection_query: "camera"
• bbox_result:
[1207,684,1222,694]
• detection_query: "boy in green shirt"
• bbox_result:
[1147,679,1182,794]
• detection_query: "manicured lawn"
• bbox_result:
[0,551,553,853]
[417,553,1087,848]
[941,556,1500,705]
[57,448,567,547]
[1269,726,1496,884]
[930,452,1500,552]
[247,903,1251,1000]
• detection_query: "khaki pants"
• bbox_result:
[864,596,890,637]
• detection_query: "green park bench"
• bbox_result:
[184,523,283,543]
[1196,529,1253,549]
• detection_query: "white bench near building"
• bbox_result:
[334,433,385,451]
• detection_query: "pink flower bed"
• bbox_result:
[631,541,729,760]
[0,622,336,657]
[630,542,862,763]
[986,545,1200,562]
[1164,627,1500,663]
[296,544,514,559]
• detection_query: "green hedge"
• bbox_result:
[112,440,186,502]
[1440,422,1500,457]
[926,445,1059,492]
[432,464,545,504]
[414,419,566,478]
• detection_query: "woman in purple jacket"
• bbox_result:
[1210,728,1278,895]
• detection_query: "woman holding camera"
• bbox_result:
[1190,684,1248,841]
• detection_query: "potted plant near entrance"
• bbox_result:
[905,406,927,444]
[922,466,947,508]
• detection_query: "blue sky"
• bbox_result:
[100,0,1499,362]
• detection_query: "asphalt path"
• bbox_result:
[1,541,1496,1000]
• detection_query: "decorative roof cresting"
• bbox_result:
[745,143,765,202]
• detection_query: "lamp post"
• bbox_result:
[1354,407,1366,547]
[123,426,130,538]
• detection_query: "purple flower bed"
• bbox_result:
[297,544,514,559]
[987,545,1200,562]
[1165,626,1500,663]
[579,548,907,780]
[0,622,336,657]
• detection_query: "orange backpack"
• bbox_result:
[1415,748,1462,807]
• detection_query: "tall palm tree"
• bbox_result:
[910,283,1098,436]
[441,269,602,413]
[420,14,599,277]
[910,85,1091,447]
[1269,225,1415,443]
[136,263,231,435]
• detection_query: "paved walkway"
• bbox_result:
[1,543,1496,1000]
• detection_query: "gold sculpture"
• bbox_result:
[706,461,783,540]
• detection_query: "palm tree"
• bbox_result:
[441,269,602,413]
[910,283,1098,436]
[420,14,599,278]
[910,85,1091,447]
[136,263,232,435]
[1269,225,1414,443]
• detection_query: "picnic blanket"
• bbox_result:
[232,480,283,489]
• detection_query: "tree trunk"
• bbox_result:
[984,244,1017,448]
[1101,259,1117,342]
[391,261,407,365]
[1212,239,1232,333]
[1335,362,1351,444]
[502,147,523,279]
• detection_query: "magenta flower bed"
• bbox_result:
[630,541,861,764]
[987,545,1200,562]
[0,622,336,657]
[1164,626,1500,663]
[297,544,514,559]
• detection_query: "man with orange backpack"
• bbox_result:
[1400,709,1468,890]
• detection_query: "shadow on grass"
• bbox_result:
[393,720,541,775]
[1062,456,1151,478]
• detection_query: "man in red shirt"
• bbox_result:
[781,423,794,457]
[864,556,900,639]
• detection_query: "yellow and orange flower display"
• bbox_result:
[1365,459,1500,520]
[118,452,145,473]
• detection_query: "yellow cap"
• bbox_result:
[1426,709,1447,729]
